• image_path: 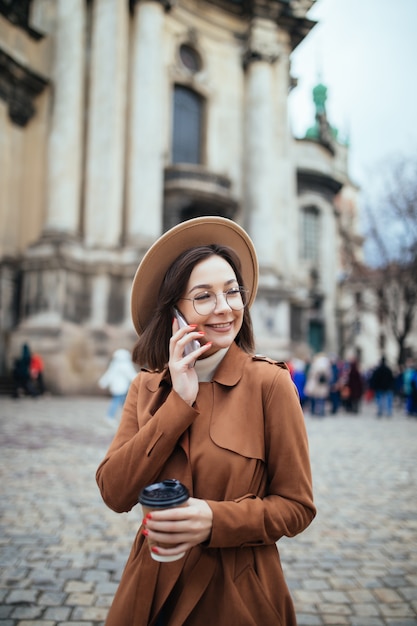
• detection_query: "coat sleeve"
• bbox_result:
[96,374,198,513]
[206,366,316,548]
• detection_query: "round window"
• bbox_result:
[179,44,202,73]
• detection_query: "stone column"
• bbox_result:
[90,274,110,326]
[243,18,283,272]
[272,32,297,275]
[84,0,129,248]
[127,0,168,248]
[44,0,85,236]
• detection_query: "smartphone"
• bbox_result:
[173,307,200,357]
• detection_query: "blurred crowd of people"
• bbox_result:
[8,342,417,421]
[289,353,417,419]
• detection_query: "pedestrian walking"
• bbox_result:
[96,216,315,626]
[290,358,308,408]
[11,343,37,397]
[403,358,417,417]
[98,349,138,425]
[369,356,395,417]
[345,359,364,414]
[29,352,46,395]
[329,355,343,415]
[304,352,332,416]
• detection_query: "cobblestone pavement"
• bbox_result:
[0,395,416,626]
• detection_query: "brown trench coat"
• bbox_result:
[96,343,316,626]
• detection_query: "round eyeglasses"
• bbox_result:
[179,287,249,316]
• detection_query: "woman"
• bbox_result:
[96,216,315,625]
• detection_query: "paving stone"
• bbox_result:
[321,590,351,604]
[4,590,38,605]
[350,619,385,626]
[71,606,108,621]
[297,614,323,626]
[399,587,417,602]
[347,589,376,603]
[63,581,93,594]
[319,603,352,616]
[37,591,67,606]
[16,622,56,626]
[65,592,96,607]
[322,615,350,625]
[380,604,416,618]
[82,570,110,583]
[9,605,43,619]
[303,579,332,591]
[59,623,96,626]
[43,605,71,620]
[374,588,404,603]
[386,618,416,626]
[352,603,381,617]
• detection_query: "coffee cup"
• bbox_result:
[139,479,189,562]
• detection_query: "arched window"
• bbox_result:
[302,206,320,261]
[172,85,203,165]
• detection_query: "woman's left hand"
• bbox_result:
[141,497,213,558]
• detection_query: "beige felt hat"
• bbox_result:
[131,216,259,335]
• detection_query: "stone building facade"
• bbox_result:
[0,0,363,393]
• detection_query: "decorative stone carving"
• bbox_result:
[243,18,280,67]
[0,49,48,126]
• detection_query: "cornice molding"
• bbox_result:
[297,169,343,197]
[130,0,174,13]
[278,11,316,51]
[0,49,48,126]
[242,48,278,68]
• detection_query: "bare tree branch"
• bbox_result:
[342,154,417,365]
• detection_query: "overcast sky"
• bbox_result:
[289,0,417,194]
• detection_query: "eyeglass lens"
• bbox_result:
[193,288,247,314]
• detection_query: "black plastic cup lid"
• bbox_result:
[138,479,189,508]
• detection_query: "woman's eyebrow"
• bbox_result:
[188,278,238,294]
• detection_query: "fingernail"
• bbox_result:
[151,546,159,553]
[189,324,198,328]
[142,529,149,536]
[146,513,152,520]
[198,332,205,335]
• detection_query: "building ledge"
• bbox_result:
[163,165,238,230]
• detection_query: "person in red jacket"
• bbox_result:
[30,353,45,396]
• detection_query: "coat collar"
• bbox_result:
[143,342,248,392]
[211,342,247,386]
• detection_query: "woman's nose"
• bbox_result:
[213,292,231,313]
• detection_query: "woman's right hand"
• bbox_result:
[168,318,211,406]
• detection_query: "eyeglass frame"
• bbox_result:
[179,286,250,316]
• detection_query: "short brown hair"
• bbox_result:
[132,245,255,370]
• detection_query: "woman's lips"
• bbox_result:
[206,322,233,331]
